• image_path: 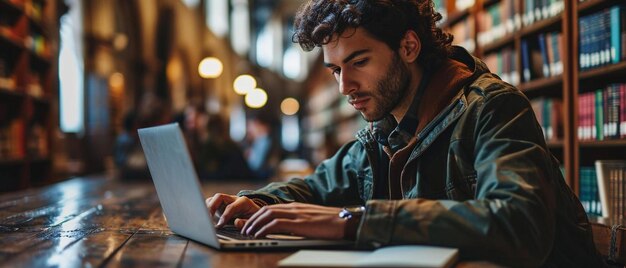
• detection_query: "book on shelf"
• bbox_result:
[477,0,521,47]
[530,97,563,141]
[579,5,625,71]
[523,0,565,27]
[26,71,43,97]
[483,47,519,86]
[578,83,625,141]
[580,166,602,217]
[450,16,475,54]
[27,123,48,158]
[0,119,25,160]
[520,31,563,82]
[595,160,626,219]
[0,59,16,90]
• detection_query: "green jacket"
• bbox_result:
[239,48,604,267]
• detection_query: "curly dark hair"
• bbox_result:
[292,0,453,70]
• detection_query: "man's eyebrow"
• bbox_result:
[323,49,371,68]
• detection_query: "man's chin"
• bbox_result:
[360,111,384,122]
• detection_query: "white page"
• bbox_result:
[278,245,458,268]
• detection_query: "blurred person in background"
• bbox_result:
[197,114,253,181]
[244,115,280,180]
[115,92,169,180]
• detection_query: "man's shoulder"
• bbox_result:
[465,72,525,102]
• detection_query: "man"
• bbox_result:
[206,0,605,266]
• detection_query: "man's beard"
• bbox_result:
[355,53,411,122]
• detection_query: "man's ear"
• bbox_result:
[399,30,421,63]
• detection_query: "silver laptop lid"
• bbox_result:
[138,123,220,248]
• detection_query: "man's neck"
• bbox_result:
[391,65,424,123]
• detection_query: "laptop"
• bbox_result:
[138,123,352,249]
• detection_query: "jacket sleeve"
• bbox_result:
[237,140,364,207]
[356,90,557,267]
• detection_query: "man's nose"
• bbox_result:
[338,72,357,96]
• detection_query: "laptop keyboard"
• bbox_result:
[216,226,257,240]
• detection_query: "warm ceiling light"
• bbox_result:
[280,97,299,115]
[109,72,124,88]
[245,88,268,109]
[198,57,223,78]
[233,74,256,95]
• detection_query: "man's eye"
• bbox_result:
[332,68,341,75]
[354,59,369,67]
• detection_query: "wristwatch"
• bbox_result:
[339,205,366,219]
[339,206,365,240]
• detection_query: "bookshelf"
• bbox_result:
[571,0,626,204]
[440,0,626,198]
[0,0,54,192]
[439,2,626,261]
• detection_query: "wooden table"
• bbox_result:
[0,176,293,267]
[0,176,503,267]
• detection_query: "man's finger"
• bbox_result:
[207,193,236,216]
[243,207,295,235]
[234,218,247,229]
[254,218,294,238]
[217,196,252,227]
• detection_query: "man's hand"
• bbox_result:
[205,193,261,228]
[240,202,347,240]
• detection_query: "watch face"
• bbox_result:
[339,206,365,219]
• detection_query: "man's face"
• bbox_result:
[322,28,410,122]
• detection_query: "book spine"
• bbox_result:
[578,93,584,140]
[619,83,626,139]
[579,15,588,70]
[621,5,626,61]
[610,6,621,64]
[596,89,604,140]
[609,84,620,139]
[553,32,563,75]
[603,87,609,140]
[546,33,555,77]
[595,161,607,217]
[538,33,550,77]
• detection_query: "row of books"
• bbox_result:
[579,5,626,71]
[522,0,565,27]
[0,120,25,159]
[483,47,519,86]
[4,0,45,20]
[521,31,564,82]
[450,17,475,54]
[0,59,16,90]
[25,33,49,58]
[1,28,50,59]
[595,160,626,219]
[578,83,626,141]
[477,0,521,47]
[0,120,48,160]
[530,98,563,141]
[27,123,48,158]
